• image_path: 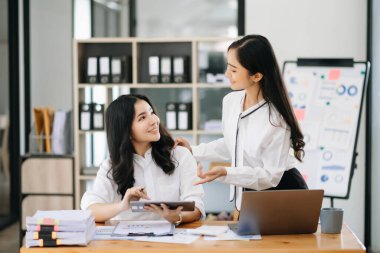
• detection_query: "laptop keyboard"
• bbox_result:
[228,223,239,233]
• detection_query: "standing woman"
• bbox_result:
[81,94,204,224]
[176,35,307,210]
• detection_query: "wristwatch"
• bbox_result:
[174,213,182,226]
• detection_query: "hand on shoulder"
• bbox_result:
[174,137,192,153]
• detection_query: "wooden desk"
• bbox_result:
[20,221,365,253]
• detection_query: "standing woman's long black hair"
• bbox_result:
[105,94,176,198]
[228,35,305,161]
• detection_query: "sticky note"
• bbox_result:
[328,69,341,80]
[294,109,305,121]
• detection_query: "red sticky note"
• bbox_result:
[328,69,341,80]
[294,109,305,121]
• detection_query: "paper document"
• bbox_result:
[112,220,174,237]
[133,229,199,244]
[94,226,134,241]
[27,210,93,226]
[187,225,229,236]
[203,230,262,241]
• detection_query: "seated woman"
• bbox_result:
[81,94,204,224]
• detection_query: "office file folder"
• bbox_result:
[79,103,91,130]
[32,108,44,152]
[111,57,123,83]
[149,56,160,83]
[99,57,110,83]
[178,103,192,130]
[51,110,72,154]
[111,56,132,83]
[92,104,104,130]
[160,56,172,83]
[86,57,98,83]
[166,103,177,130]
[42,108,54,153]
[125,56,132,83]
[173,56,188,83]
[31,107,54,153]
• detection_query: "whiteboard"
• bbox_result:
[283,60,369,198]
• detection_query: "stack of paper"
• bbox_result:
[25,210,95,248]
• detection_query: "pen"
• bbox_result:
[127,232,155,236]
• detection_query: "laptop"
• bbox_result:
[229,189,324,235]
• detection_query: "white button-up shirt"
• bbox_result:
[192,90,298,210]
[81,146,205,220]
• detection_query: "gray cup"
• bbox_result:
[320,208,344,234]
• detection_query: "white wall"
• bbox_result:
[245,0,367,242]
[0,0,8,115]
[30,0,72,113]
[371,0,380,252]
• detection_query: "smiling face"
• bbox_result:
[225,48,254,91]
[131,99,161,146]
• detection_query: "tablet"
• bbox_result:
[130,201,195,212]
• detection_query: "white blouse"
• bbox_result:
[192,90,298,210]
[81,146,205,221]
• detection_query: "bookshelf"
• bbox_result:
[73,37,236,209]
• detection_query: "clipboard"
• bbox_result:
[111,220,174,237]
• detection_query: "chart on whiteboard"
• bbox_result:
[283,61,368,198]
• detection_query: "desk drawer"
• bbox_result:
[21,158,73,194]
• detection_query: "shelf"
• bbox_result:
[78,83,132,88]
[79,175,96,180]
[197,83,230,88]
[73,37,237,209]
[78,83,230,89]
[78,130,216,135]
[197,130,223,135]
[79,130,105,134]
[131,84,193,88]
[78,83,193,89]
[169,130,194,135]
[75,37,237,44]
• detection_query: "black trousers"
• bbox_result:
[244,168,308,192]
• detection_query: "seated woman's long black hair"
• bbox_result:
[105,94,176,198]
